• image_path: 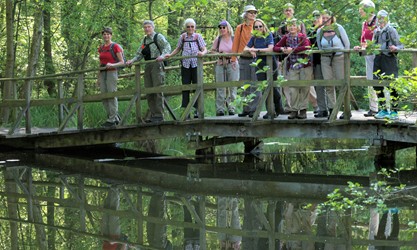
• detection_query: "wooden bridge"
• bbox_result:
[1,50,417,161]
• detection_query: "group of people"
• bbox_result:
[97,1,403,127]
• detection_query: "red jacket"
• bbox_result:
[273,33,311,70]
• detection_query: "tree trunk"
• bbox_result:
[43,0,56,96]
[3,168,19,250]
[22,3,44,132]
[3,0,16,124]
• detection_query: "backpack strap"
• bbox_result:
[216,35,222,52]
[181,33,202,51]
[109,43,119,62]
[153,33,163,55]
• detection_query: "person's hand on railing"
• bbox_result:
[125,60,134,67]
[156,56,165,62]
[389,45,399,52]
[197,51,206,57]
[282,47,293,54]
[105,63,115,69]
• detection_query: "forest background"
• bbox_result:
[1,0,417,124]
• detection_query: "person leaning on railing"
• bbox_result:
[126,20,171,124]
[210,20,238,117]
[231,5,259,117]
[355,0,379,118]
[273,19,312,120]
[316,10,350,119]
[243,18,283,119]
[165,18,207,119]
[370,10,403,120]
[97,27,125,128]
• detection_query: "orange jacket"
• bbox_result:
[231,20,254,62]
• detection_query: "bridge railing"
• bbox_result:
[1,49,417,135]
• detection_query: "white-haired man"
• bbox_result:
[127,20,171,123]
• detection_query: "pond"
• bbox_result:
[0,143,416,249]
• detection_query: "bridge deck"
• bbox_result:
[0,110,416,149]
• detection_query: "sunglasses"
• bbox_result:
[254,25,263,29]
[186,26,195,28]
[218,26,227,29]
[247,11,257,14]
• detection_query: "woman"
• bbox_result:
[243,19,282,119]
[211,20,238,116]
[274,19,312,119]
[97,27,125,127]
[232,5,259,117]
[316,10,350,119]
[166,18,207,118]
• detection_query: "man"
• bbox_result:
[126,20,171,123]
[231,5,259,117]
[372,10,403,120]
[354,0,379,117]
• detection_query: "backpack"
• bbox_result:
[376,25,399,56]
[141,33,168,66]
[214,35,234,52]
[100,42,126,71]
[180,33,202,51]
[317,24,346,48]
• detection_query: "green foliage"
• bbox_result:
[316,169,406,216]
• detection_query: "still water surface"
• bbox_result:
[0,147,416,249]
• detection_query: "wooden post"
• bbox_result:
[266,55,274,117]
[343,51,351,120]
[267,200,277,250]
[197,57,204,118]
[4,167,19,250]
[136,187,143,245]
[135,64,142,123]
[413,51,417,69]
[76,73,84,130]
[199,196,206,249]
[58,80,64,126]
[24,79,32,134]
[78,177,86,232]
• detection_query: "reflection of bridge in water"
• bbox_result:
[1,51,417,170]
[1,150,417,249]
[1,51,417,248]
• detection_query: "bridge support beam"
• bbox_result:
[373,140,416,171]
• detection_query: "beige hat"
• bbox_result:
[243,5,257,13]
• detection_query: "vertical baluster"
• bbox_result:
[343,51,351,119]
[58,80,64,126]
[197,57,204,118]
[266,55,274,116]
[25,79,32,134]
[76,73,84,130]
[135,64,142,123]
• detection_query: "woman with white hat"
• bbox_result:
[211,20,238,116]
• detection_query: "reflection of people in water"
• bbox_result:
[217,196,241,250]
[315,209,347,250]
[374,209,400,250]
[183,197,202,250]
[241,198,263,249]
[147,191,172,249]
[101,186,128,250]
[281,202,315,250]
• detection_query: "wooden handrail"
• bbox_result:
[1,49,416,135]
